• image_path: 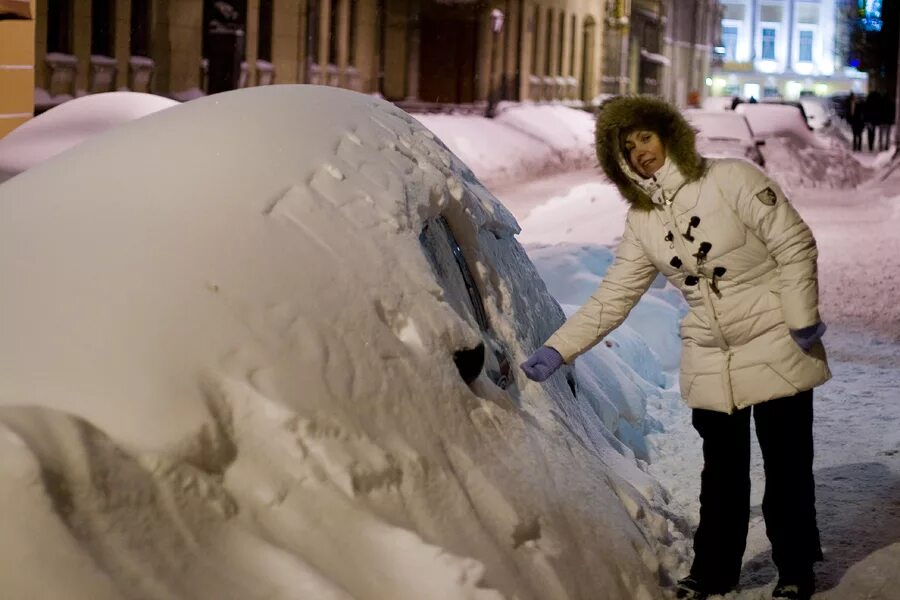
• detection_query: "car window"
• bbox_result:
[419,216,511,389]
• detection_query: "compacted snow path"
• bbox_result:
[499,158,900,598]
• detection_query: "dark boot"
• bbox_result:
[772,571,815,600]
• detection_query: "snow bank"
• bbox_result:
[759,134,868,191]
[516,180,627,245]
[0,92,179,183]
[415,104,595,189]
[0,85,683,599]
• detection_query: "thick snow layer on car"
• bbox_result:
[0,85,685,599]
[0,91,178,182]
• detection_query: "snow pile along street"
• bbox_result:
[0,91,179,183]
[414,103,596,189]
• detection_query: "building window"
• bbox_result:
[257,0,273,62]
[530,5,539,74]
[91,0,115,57]
[557,11,565,76]
[130,0,151,56]
[327,0,338,64]
[759,4,783,23]
[722,2,745,21]
[545,8,553,75]
[308,0,319,63]
[722,25,738,61]
[761,27,776,60]
[348,0,357,66]
[799,30,813,62]
[797,4,818,25]
[569,14,576,76]
[47,0,73,53]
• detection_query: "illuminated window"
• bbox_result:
[722,26,738,61]
[799,30,813,62]
[761,27,776,60]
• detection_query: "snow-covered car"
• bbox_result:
[734,102,824,148]
[684,108,766,167]
[0,91,178,183]
[0,85,674,599]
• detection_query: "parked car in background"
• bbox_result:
[684,109,766,167]
[734,102,823,148]
[761,99,814,130]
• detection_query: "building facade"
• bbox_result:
[0,0,35,137]
[663,0,721,107]
[26,0,607,120]
[710,0,866,100]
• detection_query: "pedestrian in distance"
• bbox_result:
[848,93,865,152]
[864,90,881,152]
[877,94,895,152]
[520,96,830,600]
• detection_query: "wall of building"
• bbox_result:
[0,0,35,138]
[713,0,865,100]
[23,0,611,112]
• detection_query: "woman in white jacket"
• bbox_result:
[521,96,830,600]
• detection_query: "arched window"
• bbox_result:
[91,0,115,57]
[557,11,564,76]
[544,7,552,75]
[569,14,576,76]
[258,0,273,62]
[47,0,73,54]
[348,0,358,66]
[130,0,151,57]
[328,0,338,64]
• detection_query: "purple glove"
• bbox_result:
[790,322,827,352]
[520,346,564,382]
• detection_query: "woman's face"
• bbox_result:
[624,130,666,178]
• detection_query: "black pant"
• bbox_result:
[689,390,822,590]
[852,129,863,151]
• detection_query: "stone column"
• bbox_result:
[115,0,130,89]
[272,0,301,83]
[73,0,92,93]
[404,0,419,100]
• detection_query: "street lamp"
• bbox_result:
[486,8,505,118]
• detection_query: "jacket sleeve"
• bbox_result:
[545,215,658,362]
[719,160,821,330]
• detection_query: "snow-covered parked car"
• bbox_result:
[0,91,178,183]
[684,108,766,167]
[0,85,677,599]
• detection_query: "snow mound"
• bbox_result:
[0,85,682,599]
[0,91,179,182]
[414,104,595,188]
[760,135,868,191]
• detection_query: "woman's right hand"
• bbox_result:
[520,346,564,382]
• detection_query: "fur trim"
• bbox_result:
[594,95,706,211]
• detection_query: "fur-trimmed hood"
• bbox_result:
[594,95,706,211]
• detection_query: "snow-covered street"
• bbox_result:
[498,150,900,598]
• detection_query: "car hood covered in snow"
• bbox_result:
[0,85,680,599]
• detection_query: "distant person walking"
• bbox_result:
[864,91,881,152]
[848,93,865,152]
[878,95,895,151]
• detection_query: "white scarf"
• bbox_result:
[617,155,687,206]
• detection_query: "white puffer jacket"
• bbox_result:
[545,98,830,413]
